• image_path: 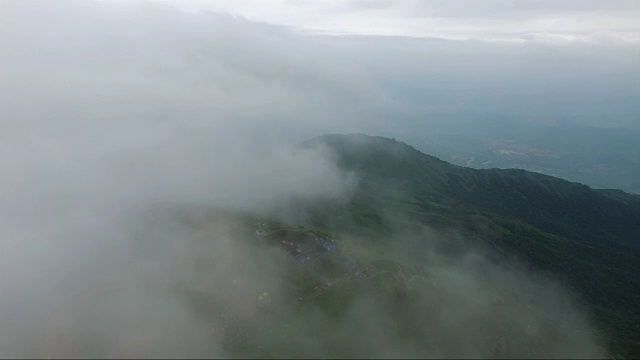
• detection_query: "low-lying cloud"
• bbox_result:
[1,1,359,357]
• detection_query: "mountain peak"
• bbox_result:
[304,133,451,170]
[306,133,417,151]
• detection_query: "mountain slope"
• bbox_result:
[302,133,640,358]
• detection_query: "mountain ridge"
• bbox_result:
[306,133,640,249]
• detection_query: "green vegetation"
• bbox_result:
[174,133,637,358]
[298,133,640,358]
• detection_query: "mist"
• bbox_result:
[0,0,613,358]
[1,1,356,356]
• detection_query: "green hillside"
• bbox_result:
[298,133,640,358]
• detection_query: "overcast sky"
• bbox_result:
[138,0,640,43]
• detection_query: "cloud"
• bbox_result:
[145,0,640,41]
[0,0,365,356]
[400,0,639,18]
[346,0,394,10]
[0,0,385,121]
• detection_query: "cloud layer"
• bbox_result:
[155,0,640,42]
[0,1,359,356]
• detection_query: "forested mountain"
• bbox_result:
[296,133,640,357]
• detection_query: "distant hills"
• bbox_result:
[378,118,640,194]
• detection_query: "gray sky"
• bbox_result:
[142,0,640,43]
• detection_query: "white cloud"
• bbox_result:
[141,0,640,43]
[0,1,365,355]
